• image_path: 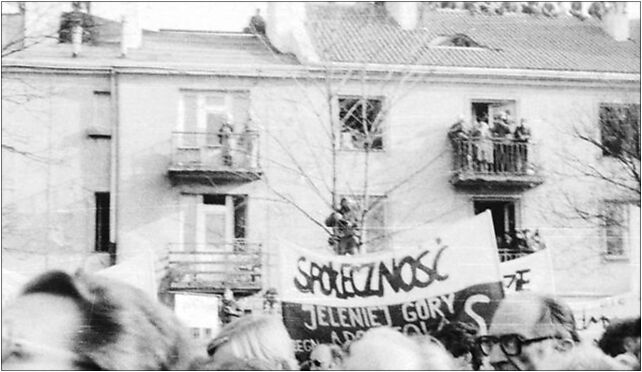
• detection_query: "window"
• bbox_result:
[95,192,110,252]
[179,91,250,147]
[474,199,517,249]
[191,328,200,338]
[181,194,247,249]
[88,91,111,138]
[602,201,630,258]
[203,328,212,338]
[430,34,482,48]
[338,97,384,151]
[471,99,517,128]
[599,104,640,158]
[342,194,388,252]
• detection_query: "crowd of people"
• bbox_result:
[498,228,546,253]
[2,270,639,370]
[448,111,532,174]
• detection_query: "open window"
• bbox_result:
[474,199,518,249]
[180,194,248,250]
[471,99,516,127]
[599,103,640,159]
[179,91,250,146]
[338,96,384,151]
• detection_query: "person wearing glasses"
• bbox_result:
[2,270,199,370]
[477,292,580,370]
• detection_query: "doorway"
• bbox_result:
[474,199,517,248]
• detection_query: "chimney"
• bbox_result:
[385,2,419,30]
[266,3,303,53]
[120,3,141,57]
[558,2,572,16]
[71,24,82,57]
[580,2,591,17]
[266,3,319,63]
[602,3,630,41]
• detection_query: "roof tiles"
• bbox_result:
[305,3,640,73]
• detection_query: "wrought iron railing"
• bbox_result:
[498,248,529,262]
[170,130,260,171]
[166,240,262,289]
[451,138,536,175]
[497,228,546,262]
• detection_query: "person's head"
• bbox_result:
[206,314,297,370]
[308,343,343,370]
[225,112,234,124]
[1,270,198,370]
[414,334,457,370]
[598,317,641,360]
[340,327,448,370]
[433,322,482,370]
[192,355,285,370]
[481,292,580,370]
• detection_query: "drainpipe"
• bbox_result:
[108,68,119,265]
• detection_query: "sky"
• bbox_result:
[90,2,641,33]
[88,2,642,33]
[92,2,267,32]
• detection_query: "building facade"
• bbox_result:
[2,2,640,311]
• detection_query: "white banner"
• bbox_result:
[96,250,158,300]
[174,293,221,338]
[278,211,502,307]
[500,249,556,294]
[174,293,221,328]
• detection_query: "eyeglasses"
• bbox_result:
[310,359,323,367]
[477,334,560,357]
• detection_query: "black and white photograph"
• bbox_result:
[1,1,640,370]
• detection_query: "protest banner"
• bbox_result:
[96,248,158,299]
[277,211,504,361]
[499,249,556,294]
[174,293,221,341]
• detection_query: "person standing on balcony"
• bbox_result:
[477,119,494,172]
[244,118,259,169]
[218,114,234,166]
[449,115,474,171]
[514,119,532,173]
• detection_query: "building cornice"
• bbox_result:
[2,59,639,88]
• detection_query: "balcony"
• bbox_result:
[497,228,546,262]
[166,240,262,295]
[498,248,530,262]
[168,131,262,185]
[450,138,544,189]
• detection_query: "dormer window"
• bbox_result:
[429,34,483,48]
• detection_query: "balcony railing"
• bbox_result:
[450,138,543,188]
[168,130,262,184]
[166,240,262,294]
[498,248,529,262]
[497,228,546,262]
